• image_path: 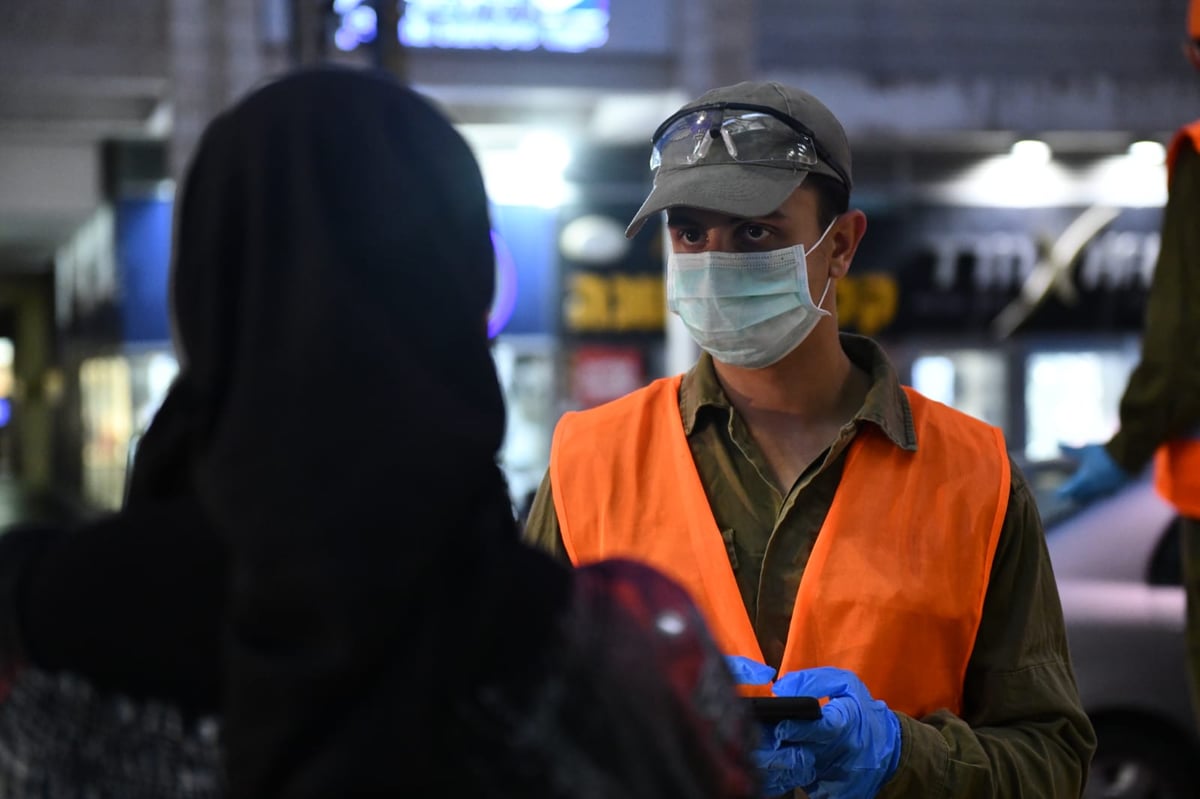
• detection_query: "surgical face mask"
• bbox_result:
[667,221,835,369]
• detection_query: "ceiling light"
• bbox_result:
[1010,139,1052,165]
[1127,140,1166,166]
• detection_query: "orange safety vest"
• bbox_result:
[550,376,1010,719]
[1166,121,1200,189]
[1153,121,1200,519]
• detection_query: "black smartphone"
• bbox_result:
[744,696,823,722]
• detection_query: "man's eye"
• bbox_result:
[677,229,703,245]
[741,224,769,242]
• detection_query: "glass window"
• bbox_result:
[910,349,1008,428]
[1025,347,1138,462]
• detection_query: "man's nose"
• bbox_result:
[697,228,735,253]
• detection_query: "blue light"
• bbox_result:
[0,398,10,429]
[489,229,519,338]
[334,27,361,51]
[346,5,378,38]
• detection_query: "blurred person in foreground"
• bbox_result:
[524,79,1096,798]
[0,67,758,799]
[1059,0,1200,723]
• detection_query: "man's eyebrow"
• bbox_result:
[666,209,787,226]
[665,210,706,227]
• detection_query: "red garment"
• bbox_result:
[572,559,759,799]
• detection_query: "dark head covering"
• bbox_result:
[131,66,504,517]
[127,67,571,795]
[118,67,755,799]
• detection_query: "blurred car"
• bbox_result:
[1024,458,1200,798]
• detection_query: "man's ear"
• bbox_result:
[827,209,868,279]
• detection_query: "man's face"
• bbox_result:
[665,185,830,292]
[665,185,824,255]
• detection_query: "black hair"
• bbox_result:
[805,173,850,229]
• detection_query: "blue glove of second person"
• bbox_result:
[1056,443,1130,503]
[772,667,902,799]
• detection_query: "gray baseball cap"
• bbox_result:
[626,81,853,237]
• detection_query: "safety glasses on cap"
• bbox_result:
[649,102,850,189]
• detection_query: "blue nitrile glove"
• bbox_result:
[724,654,777,686]
[772,667,901,799]
[755,734,817,797]
[724,656,818,796]
[1057,443,1131,503]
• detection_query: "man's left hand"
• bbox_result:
[771,667,902,799]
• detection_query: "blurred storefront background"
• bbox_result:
[0,0,1192,509]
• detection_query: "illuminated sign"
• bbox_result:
[333,0,609,53]
[570,346,644,408]
[563,272,664,333]
[835,274,899,337]
[851,204,1162,336]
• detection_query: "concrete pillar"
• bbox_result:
[664,0,758,375]
[374,0,407,80]
[674,0,757,96]
[168,0,268,181]
[290,0,323,66]
[3,277,55,491]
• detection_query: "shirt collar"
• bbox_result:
[679,334,917,451]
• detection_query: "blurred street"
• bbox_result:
[0,477,90,529]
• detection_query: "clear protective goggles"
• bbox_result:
[649,102,850,187]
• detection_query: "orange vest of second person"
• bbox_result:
[1154,120,1200,518]
[550,376,1010,719]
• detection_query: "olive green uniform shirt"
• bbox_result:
[1104,135,1200,738]
[1107,143,1200,473]
[524,334,1096,797]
